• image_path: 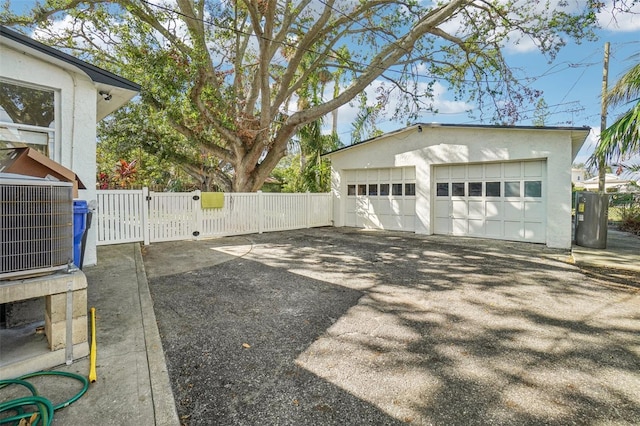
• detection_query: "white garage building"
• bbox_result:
[323,123,590,249]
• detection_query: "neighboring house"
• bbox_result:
[322,123,590,249]
[581,173,633,192]
[0,26,139,266]
[572,167,587,187]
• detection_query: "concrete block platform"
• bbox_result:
[0,270,89,379]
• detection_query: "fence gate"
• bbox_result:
[147,192,200,243]
[96,189,148,246]
[96,189,333,246]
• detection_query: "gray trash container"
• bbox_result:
[575,191,608,249]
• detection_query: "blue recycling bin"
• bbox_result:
[73,200,89,267]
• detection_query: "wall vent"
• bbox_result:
[1,174,73,280]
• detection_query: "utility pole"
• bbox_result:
[599,42,610,193]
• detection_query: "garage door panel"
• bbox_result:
[452,200,467,216]
[345,167,416,233]
[451,165,466,178]
[486,201,502,217]
[524,222,544,241]
[377,199,392,215]
[504,221,522,239]
[485,163,501,178]
[453,218,468,234]
[524,201,543,219]
[504,162,521,177]
[403,199,416,212]
[468,164,483,178]
[435,200,449,217]
[468,200,484,217]
[486,220,502,236]
[435,217,451,234]
[436,166,450,179]
[403,216,415,231]
[468,219,484,235]
[389,198,402,214]
[504,201,523,220]
[524,161,543,177]
[434,161,546,244]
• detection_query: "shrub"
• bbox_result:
[619,207,640,235]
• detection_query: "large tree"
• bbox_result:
[2,0,625,191]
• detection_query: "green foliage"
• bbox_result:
[3,0,618,192]
[619,206,640,235]
[532,98,550,127]
[591,61,640,169]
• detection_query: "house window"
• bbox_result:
[524,181,542,197]
[486,182,501,197]
[436,183,449,196]
[392,183,403,196]
[469,182,482,197]
[505,181,520,197]
[368,184,378,196]
[347,185,356,196]
[405,183,416,196]
[380,183,389,196]
[452,182,465,196]
[358,184,366,195]
[0,80,56,157]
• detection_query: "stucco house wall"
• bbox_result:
[1,26,139,266]
[325,124,589,249]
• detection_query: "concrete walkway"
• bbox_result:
[37,244,179,425]
[571,228,640,273]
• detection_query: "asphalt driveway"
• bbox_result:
[143,227,640,425]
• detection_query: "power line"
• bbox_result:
[137,0,605,88]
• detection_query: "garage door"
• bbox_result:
[434,161,546,243]
[345,167,416,231]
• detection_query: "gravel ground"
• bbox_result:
[144,227,640,426]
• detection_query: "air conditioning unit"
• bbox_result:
[1,173,73,280]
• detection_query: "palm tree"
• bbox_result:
[593,60,640,173]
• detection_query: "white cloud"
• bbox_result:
[574,126,599,165]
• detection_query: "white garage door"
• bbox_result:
[345,167,416,231]
[434,161,546,243]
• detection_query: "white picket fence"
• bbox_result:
[95,189,333,246]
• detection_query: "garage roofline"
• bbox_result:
[322,123,591,157]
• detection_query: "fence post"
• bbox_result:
[193,190,202,240]
[142,187,150,245]
[306,192,311,228]
[258,190,264,234]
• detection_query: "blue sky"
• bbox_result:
[332,4,640,165]
[5,0,639,165]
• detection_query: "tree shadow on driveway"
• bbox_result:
[145,228,640,425]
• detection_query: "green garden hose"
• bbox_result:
[0,371,89,425]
